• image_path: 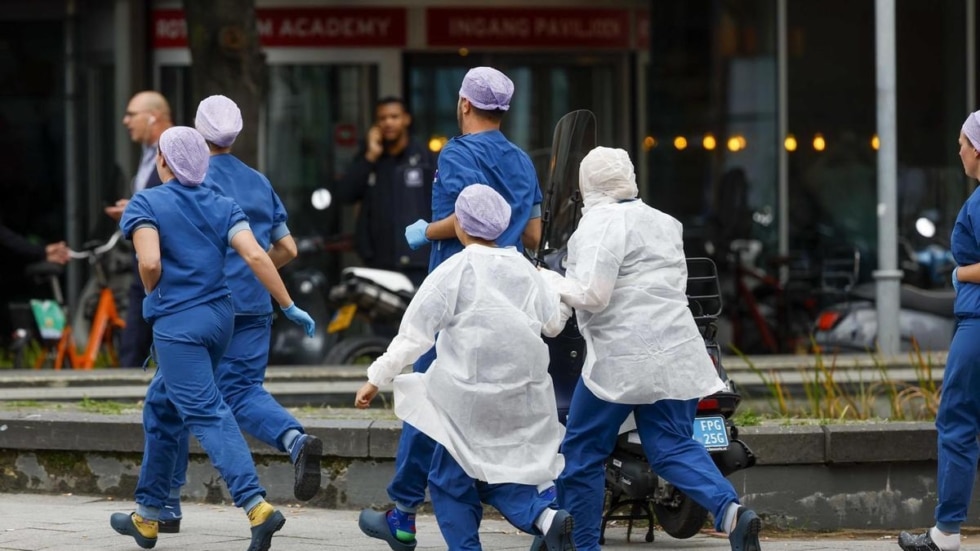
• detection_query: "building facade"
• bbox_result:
[1,0,976,352]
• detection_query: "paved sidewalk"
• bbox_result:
[1,493,977,551]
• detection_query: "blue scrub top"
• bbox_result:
[429,129,542,272]
[203,154,289,315]
[121,180,249,322]
[952,186,980,317]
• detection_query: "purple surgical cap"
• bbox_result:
[159,127,210,186]
[455,184,512,241]
[195,95,243,148]
[459,67,514,111]
[963,110,980,150]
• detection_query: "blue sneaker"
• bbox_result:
[158,496,182,534]
[728,507,762,551]
[358,508,417,551]
[289,433,322,501]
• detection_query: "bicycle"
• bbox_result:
[724,240,861,355]
[26,231,126,370]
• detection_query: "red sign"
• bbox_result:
[334,123,358,148]
[636,11,649,50]
[426,7,631,49]
[153,7,407,49]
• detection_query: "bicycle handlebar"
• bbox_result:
[68,230,123,260]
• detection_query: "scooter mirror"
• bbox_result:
[311,188,332,210]
[915,216,935,238]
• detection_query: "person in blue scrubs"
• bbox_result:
[156,96,323,534]
[899,110,980,551]
[539,147,761,551]
[358,66,543,551]
[109,126,316,551]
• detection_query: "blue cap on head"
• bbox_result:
[159,126,210,186]
[459,67,514,111]
[455,184,512,241]
[195,95,242,148]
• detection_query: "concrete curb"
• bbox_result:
[1,409,971,531]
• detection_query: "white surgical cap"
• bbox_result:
[579,147,638,210]
[459,67,514,111]
[963,111,980,151]
[159,126,210,186]
[195,95,243,148]
[455,184,512,241]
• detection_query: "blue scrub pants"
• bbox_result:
[428,444,554,550]
[934,317,980,533]
[387,345,438,509]
[557,379,738,551]
[169,313,304,490]
[135,297,265,510]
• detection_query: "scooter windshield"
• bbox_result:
[536,110,597,257]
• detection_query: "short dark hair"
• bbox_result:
[375,96,408,113]
[471,105,504,123]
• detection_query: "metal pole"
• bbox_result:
[777,0,789,266]
[874,0,902,356]
[64,0,81,310]
[115,0,133,181]
[968,0,976,111]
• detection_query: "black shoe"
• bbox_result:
[898,530,946,551]
[158,518,180,534]
[247,503,286,551]
[728,507,762,551]
[158,496,181,533]
[541,509,575,551]
[291,434,323,501]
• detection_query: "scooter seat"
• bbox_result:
[900,285,955,317]
[846,282,953,318]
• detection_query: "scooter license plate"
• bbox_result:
[327,304,358,334]
[693,416,729,451]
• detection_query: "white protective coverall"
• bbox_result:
[540,147,725,405]
[366,244,568,486]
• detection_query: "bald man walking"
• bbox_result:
[105,90,174,369]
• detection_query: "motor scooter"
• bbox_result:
[320,266,415,365]
[537,110,756,543]
[812,217,955,353]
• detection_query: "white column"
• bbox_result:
[874,0,902,356]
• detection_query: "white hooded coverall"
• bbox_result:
[540,146,725,405]
[366,244,568,486]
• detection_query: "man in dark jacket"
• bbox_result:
[104,90,173,368]
[335,97,437,288]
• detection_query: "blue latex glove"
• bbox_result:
[282,303,315,337]
[405,219,431,250]
[952,266,960,293]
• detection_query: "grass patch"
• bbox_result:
[78,396,130,415]
[735,339,941,421]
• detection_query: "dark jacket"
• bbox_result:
[0,221,45,262]
[335,139,436,271]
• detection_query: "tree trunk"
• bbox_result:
[183,0,266,168]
